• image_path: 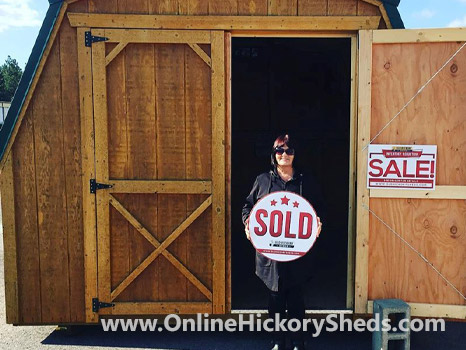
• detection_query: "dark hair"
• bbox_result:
[270,134,296,168]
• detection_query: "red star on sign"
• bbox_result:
[271,199,277,206]
[293,201,299,208]
[281,196,290,205]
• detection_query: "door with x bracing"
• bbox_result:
[89,28,226,315]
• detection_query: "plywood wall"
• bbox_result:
[368,42,466,305]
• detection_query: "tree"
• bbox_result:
[0,56,23,101]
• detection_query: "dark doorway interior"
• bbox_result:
[231,38,351,310]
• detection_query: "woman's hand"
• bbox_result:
[245,218,251,241]
[316,216,323,237]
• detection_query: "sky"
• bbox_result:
[0,0,466,67]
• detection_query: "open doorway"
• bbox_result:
[231,37,352,310]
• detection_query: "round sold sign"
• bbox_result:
[248,191,318,262]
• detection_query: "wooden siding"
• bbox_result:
[368,42,466,305]
[86,0,388,27]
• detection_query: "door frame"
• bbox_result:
[227,31,359,312]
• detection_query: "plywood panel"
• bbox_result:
[150,0,179,14]
[12,111,41,324]
[33,38,70,323]
[268,0,297,15]
[328,0,357,15]
[368,198,466,305]
[371,42,466,185]
[185,44,213,301]
[119,0,149,14]
[238,0,268,15]
[156,44,188,301]
[298,0,327,15]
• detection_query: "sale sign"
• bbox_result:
[248,191,318,262]
[367,144,437,190]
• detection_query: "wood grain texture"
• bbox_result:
[371,42,466,185]
[354,30,372,314]
[59,12,85,323]
[11,110,41,324]
[185,40,213,302]
[298,0,327,15]
[210,0,238,15]
[1,153,18,324]
[156,44,188,301]
[357,0,379,16]
[268,0,297,15]
[328,0,357,15]
[77,26,98,323]
[33,37,70,323]
[238,0,268,15]
[368,198,466,305]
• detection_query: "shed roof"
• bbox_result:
[0,0,404,165]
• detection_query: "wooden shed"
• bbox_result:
[0,0,464,325]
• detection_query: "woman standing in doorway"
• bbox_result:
[242,134,323,350]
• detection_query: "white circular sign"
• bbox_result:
[248,191,318,262]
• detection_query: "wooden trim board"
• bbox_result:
[68,14,381,31]
[370,186,466,199]
[77,26,98,323]
[367,301,466,319]
[354,30,373,314]
[373,28,466,43]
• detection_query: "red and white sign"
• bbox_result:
[248,191,318,262]
[367,144,437,190]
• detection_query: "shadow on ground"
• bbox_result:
[40,321,465,350]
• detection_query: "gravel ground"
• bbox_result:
[0,200,464,349]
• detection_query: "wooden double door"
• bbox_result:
[84,28,226,318]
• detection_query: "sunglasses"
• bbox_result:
[275,147,295,155]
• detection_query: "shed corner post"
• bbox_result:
[354,29,373,315]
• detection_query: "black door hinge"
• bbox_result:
[90,179,113,193]
[85,31,109,47]
[92,298,115,312]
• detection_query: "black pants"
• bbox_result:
[268,283,305,346]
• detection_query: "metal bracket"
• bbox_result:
[90,179,113,194]
[85,31,109,47]
[92,298,115,313]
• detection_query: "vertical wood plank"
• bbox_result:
[33,36,70,323]
[1,153,18,324]
[156,44,188,301]
[328,0,357,15]
[238,0,268,15]
[91,37,112,303]
[187,0,210,15]
[59,11,85,323]
[119,0,149,14]
[357,0,379,16]
[149,0,179,14]
[346,35,358,310]
[89,0,118,13]
[224,31,232,313]
[12,110,41,324]
[77,26,98,323]
[268,0,297,15]
[211,31,226,314]
[185,38,213,302]
[209,0,238,15]
[354,29,372,314]
[298,0,328,15]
